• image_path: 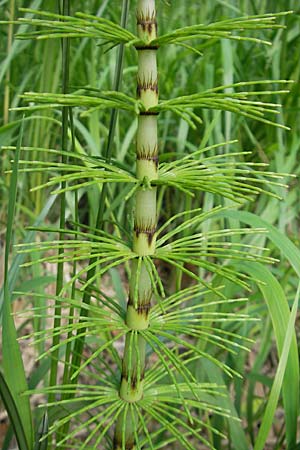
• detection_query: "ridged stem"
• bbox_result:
[115,1,158,448]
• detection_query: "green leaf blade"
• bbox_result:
[2,120,34,449]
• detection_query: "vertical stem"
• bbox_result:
[69,0,131,382]
[57,2,130,446]
[4,0,15,125]
[115,0,158,448]
[48,0,70,405]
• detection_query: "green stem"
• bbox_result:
[61,112,77,386]
[4,0,15,125]
[48,0,70,405]
[115,0,158,447]
[55,2,130,446]
[68,0,131,383]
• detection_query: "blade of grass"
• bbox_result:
[2,118,33,449]
[200,360,249,450]
[207,206,300,448]
[0,372,29,450]
[239,262,299,449]
[0,195,56,319]
[34,412,48,450]
[48,0,70,401]
[253,282,300,450]
[216,210,300,278]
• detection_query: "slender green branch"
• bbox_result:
[48,0,70,405]
[68,1,131,395]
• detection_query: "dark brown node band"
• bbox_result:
[128,291,152,309]
[139,111,159,116]
[135,44,159,50]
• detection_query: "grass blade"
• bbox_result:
[0,372,29,450]
[217,209,300,448]
[201,360,249,450]
[240,262,299,449]
[34,412,48,450]
[217,210,300,278]
[0,195,56,319]
[2,119,33,449]
[253,282,300,450]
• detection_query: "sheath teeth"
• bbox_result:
[137,13,157,35]
[136,144,158,160]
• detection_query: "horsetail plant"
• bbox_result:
[2,2,297,450]
[114,1,160,446]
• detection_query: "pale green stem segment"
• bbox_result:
[115,1,158,448]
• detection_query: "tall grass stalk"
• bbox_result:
[48,0,70,404]
[3,0,15,125]
[57,1,130,442]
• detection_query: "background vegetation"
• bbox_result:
[0,1,299,449]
